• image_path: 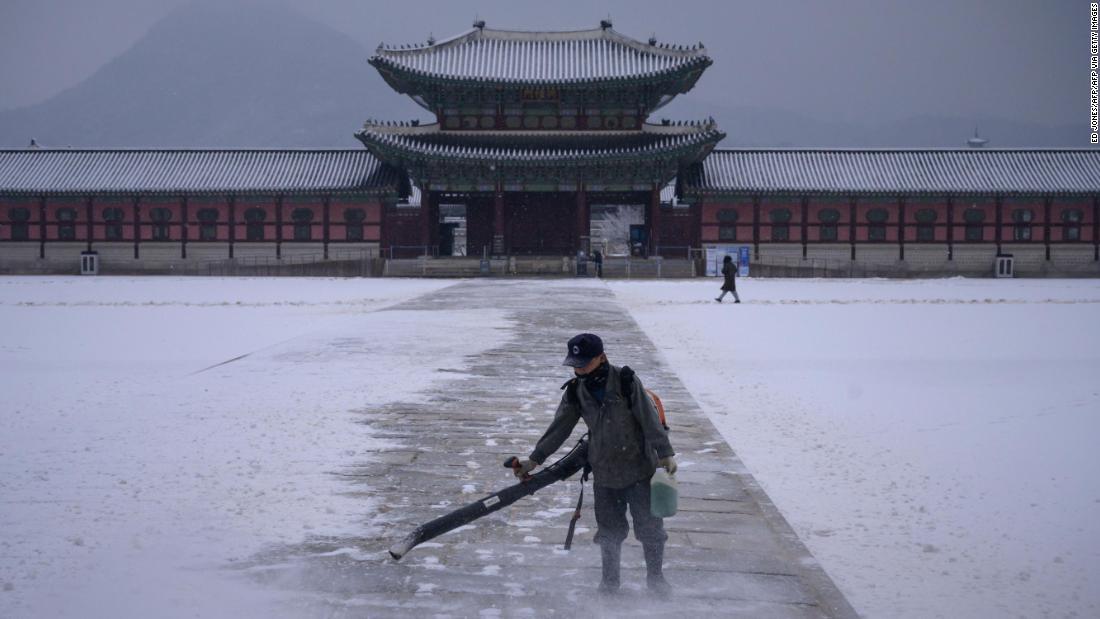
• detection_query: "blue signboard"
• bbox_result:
[738,246,750,276]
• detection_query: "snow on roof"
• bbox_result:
[0,150,397,194]
[691,149,1100,194]
[371,24,709,83]
[356,123,724,162]
[660,181,677,203]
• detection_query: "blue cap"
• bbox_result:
[563,333,604,367]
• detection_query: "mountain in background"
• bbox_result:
[0,0,1091,149]
[0,1,421,149]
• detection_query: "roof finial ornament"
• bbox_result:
[600,16,612,30]
[473,16,485,29]
[28,138,39,149]
[649,33,657,45]
[967,127,988,149]
[427,32,435,45]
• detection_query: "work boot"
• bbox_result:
[597,543,622,595]
[643,543,672,598]
[715,297,722,302]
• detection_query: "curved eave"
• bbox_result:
[354,129,725,168]
[368,54,711,92]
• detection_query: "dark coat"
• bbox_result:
[721,261,737,291]
[529,364,674,489]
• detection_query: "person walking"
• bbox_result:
[716,254,741,303]
[513,333,677,597]
[593,249,604,278]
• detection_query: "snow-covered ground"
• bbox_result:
[609,278,1100,619]
[2,275,1098,619]
[0,276,509,618]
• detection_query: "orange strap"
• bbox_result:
[646,388,668,430]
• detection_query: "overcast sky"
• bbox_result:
[0,0,1089,128]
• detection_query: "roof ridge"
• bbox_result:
[376,23,706,57]
[709,147,1100,153]
[0,148,371,153]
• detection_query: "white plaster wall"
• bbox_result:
[42,243,88,262]
[0,243,41,261]
[853,245,901,264]
[186,243,231,261]
[232,243,277,260]
[805,244,852,262]
[903,245,951,270]
[951,244,999,273]
[279,243,325,259]
[91,243,137,263]
[757,244,803,263]
[139,243,184,262]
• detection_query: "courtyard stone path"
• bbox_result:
[250,279,859,618]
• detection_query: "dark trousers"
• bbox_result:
[593,478,668,546]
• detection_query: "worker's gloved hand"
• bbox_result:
[658,456,677,475]
[514,458,538,479]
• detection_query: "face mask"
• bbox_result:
[581,360,610,388]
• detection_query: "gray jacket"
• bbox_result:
[529,364,675,489]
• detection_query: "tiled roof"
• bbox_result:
[371,24,709,83]
[356,122,724,163]
[0,150,397,195]
[356,119,718,151]
[660,181,677,203]
[690,149,1100,195]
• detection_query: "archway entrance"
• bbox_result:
[589,191,649,257]
[437,203,466,256]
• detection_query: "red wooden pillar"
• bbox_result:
[575,184,589,254]
[132,196,142,260]
[322,194,331,259]
[181,196,188,260]
[275,194,284,259]
[692,195,703,250]
[649,183,661,257]
[420,189,433,253]
[800,196,808,259]
[493,185,505,255]
[1093,195,1099,261]
[428,192,440,254]
[848,196,857,261]
[752,195,761,261]
[898,196,906,261]
[1043,197,1052,261]
[946,196,954,261]
[994,195,1003,255]
[38,195,46,259]
[85,196,94,252]
[228,195,236,259]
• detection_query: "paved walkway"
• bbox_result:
[252,280,858,618]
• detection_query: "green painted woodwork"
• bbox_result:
[373,62,709,122]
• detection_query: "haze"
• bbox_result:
[0,0,1090,145]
